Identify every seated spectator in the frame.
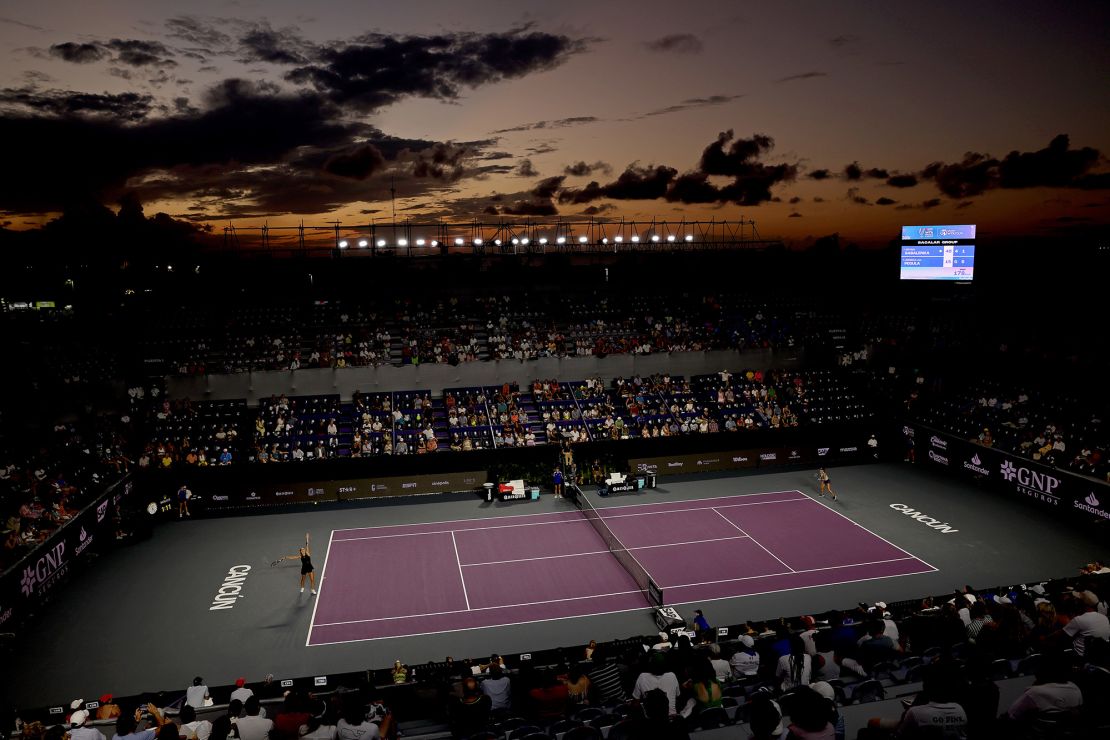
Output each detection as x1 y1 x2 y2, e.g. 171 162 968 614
185 676 210 708
776 635 812 692
1006 649 1082 724
449 677 491 738
480 666 512 711
236 697 273 740
529 671 570 721
587 643 628 703
865 662 968 739
784 685 835 739
336 697 378 740
632 652 680 715
1060 590 1110 656
177 706 211 740
730 635 760 678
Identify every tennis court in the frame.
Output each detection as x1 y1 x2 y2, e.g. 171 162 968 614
307 490 936 645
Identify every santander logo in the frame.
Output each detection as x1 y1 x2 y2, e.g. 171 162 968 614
1086 492 1100 507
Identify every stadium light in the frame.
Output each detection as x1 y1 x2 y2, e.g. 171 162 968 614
666 234 676 242
615 235 623 243
398 238 408 247
338 240 349 248
512 237 519 245
521 237 529 245
631 235 640 243
685 234 694 242
494 239 502 246
602 237 608 244
376 239 386 248
557 236 566 244
454 237 464 246
430 240 439 247
474 238 483 246
651 235 660 242
358 239 368 248
416 238 426 246
578 235 588 244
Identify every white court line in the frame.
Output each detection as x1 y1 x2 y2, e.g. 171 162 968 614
331 497 809 542
304 529 334 648
450 531 471 611
313 587 644 627
712 508 795 573
659 556 919 590
307 565 938 647
793 490 941 571
330 488 804 535
460 534 750 568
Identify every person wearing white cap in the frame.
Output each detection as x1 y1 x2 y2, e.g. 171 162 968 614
730 635 760 678
1059 590 1110 656
69 711 106 740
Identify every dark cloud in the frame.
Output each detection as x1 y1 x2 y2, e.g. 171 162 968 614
843 162 862 180
921 198 942 209
829 34 859 49
49 42 106 64
846 187 870 205
104 39 177 68
323 145 386 180
516 158 539 177
921 153 997 198
239 23 315 64
287 29 586 111
404 141 476 180
530 175 565 199
809 169 831 180
777 71 827 83
556 130 796 207
525 143 558 156
886 173 918 188
644 33 703 54
640 94 743 118
165 16 234 51
580 204 615 215
563 160 611 177
492 115 598 134
955 200 975 209
875 197 898 206
788 196 802 204
813 197 825 203
499 199 559 216
788 212 802 218
1 16 47 32
0 87 154 120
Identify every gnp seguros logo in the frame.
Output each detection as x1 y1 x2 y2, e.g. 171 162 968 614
20 541 67 597
999 460 1060 504
1075 491 1110 520
963 453 990 476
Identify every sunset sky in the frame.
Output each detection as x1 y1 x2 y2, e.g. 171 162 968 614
1 0 1107 246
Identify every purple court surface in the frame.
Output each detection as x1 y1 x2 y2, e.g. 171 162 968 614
307 490 936 645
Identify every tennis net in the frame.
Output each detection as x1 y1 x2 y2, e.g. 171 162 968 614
574 489 664 607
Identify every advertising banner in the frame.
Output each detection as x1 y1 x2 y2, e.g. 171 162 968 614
905 425 1109 527
201 470 489 509
0 475 131 631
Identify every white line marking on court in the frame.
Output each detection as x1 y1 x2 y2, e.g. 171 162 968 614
711 508 796 573
793 490 941 571
659 556 920 589
460 534 750 568
332 497 809 542
329 489 804 536
450 531 471 611
306 564 938 647
305 529 334 648
313 587 644 627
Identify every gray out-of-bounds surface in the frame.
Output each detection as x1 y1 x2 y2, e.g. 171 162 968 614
9 462 1109 706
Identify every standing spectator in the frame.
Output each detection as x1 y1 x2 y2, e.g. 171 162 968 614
692 609 711 635
185 677 210 709
552 467 564 498
177 485 191 519
480 666 512 711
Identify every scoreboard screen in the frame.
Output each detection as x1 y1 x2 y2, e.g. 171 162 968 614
899 224 975 281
